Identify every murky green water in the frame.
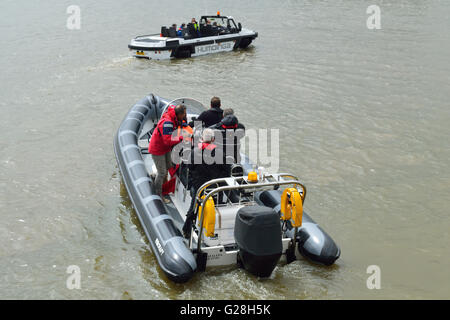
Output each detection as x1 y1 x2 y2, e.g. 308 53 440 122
1 0 449 299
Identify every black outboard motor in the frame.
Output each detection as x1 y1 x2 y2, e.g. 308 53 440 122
234 205 282 277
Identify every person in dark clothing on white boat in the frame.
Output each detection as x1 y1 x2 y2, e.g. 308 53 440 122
182 128 226 238
177 23 186 37
194 96 224 128
190 18 201 38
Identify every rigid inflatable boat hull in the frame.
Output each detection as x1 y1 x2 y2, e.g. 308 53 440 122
114 94 340 283
114 94 197 283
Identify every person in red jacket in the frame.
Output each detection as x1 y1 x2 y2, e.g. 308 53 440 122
148 104 187 196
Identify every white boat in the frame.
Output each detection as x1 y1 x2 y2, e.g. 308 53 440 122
128 13 258 60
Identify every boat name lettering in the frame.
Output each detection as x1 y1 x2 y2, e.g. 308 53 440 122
155 238 164 255
196 42 232 53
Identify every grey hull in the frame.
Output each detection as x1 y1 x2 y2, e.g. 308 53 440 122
113 94 197 283
114 94 340 283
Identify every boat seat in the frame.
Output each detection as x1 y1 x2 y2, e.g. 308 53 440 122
168 27 177 38
211 26 220 36
161 26 169 37
202 24 213 37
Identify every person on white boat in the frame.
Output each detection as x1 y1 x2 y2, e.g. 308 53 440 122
190 18 200 37
177 23 186 37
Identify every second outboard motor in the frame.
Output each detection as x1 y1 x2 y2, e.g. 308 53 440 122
234 205 282 277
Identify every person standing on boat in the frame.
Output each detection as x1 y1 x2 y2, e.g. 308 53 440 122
191 18 200 37
148 104 187 197
182 128 225 238
194 96 224 128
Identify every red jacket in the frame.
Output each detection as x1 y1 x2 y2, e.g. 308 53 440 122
148 105 183 155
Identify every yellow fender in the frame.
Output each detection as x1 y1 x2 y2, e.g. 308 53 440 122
198 196 216 237
280 188 303 228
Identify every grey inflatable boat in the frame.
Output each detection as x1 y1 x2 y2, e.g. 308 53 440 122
114 94 340 283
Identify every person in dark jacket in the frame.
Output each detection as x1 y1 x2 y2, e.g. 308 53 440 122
209 108 245 131
148 104 187 197
191 18 201 37
182 128 226 238
209 108 245 166
194 96 224 128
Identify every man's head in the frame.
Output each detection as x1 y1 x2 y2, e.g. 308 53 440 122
223 108 234 117
172 24 177 29
202 128 215 143
174 104 187 121
210 96 221 109
191 18 196 23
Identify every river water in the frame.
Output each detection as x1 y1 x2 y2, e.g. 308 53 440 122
1 0 449 299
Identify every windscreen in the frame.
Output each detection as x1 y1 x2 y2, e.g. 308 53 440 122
164 97 206 118
201 17 228 27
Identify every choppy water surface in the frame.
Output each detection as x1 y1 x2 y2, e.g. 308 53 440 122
1 0 449 299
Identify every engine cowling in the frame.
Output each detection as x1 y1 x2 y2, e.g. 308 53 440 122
234 205 282 277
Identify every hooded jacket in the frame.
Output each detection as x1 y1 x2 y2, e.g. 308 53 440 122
209 115 245 164
209 114 245 131
148 105 183 156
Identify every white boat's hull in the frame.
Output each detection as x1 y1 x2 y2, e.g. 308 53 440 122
129 29 257 60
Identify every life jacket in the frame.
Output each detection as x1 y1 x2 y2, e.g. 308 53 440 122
198 142 216 151
175 122 193 142
162 164 180 195
221 123 238 129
